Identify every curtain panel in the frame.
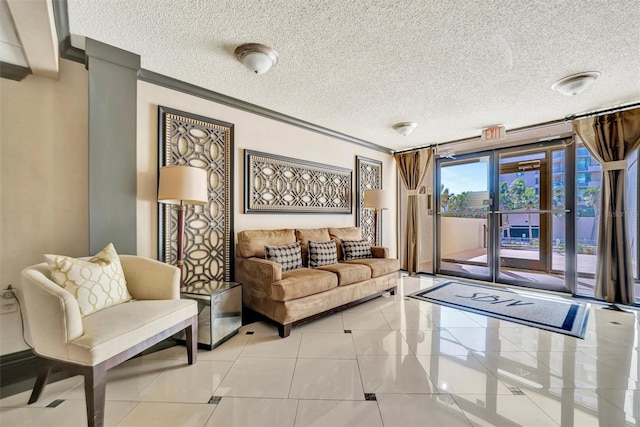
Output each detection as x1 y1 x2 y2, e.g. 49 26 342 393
395 149 432 275
573 108 640 305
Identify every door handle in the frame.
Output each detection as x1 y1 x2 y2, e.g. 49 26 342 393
492 210 571 214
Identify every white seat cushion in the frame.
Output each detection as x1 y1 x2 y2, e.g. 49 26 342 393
65 299 197 365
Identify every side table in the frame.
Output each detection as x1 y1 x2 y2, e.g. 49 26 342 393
180 281 242 350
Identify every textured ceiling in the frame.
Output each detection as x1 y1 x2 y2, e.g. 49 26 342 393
67 0 640 152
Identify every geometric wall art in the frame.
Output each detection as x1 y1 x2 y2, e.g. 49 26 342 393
356 156 383 246
158 106 234 284
244 150 352 214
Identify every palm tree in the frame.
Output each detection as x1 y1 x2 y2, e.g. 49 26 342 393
581 186 601 241
453 191 470 213
505 178 539 244
499 181 512 241
521 187 539 244
552 187 565 208
440 185 451 212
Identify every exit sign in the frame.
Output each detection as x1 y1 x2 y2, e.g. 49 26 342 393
481 125 506 141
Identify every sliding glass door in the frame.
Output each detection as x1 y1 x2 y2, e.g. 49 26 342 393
435 141 573 293
496 147 570 293
418 136 639 301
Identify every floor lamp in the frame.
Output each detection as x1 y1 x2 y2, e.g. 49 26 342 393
363 189 389 246
158 165 208 287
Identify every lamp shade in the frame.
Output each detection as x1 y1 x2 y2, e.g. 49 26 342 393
158 166 208 205
363 189 389 210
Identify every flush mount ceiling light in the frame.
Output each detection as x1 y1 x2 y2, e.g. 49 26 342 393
234 43 279 75
392 122 418 136
551 71 601 96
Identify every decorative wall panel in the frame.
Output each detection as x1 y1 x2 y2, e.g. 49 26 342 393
158 106 233 284
356 156 382 246
245 150 352 214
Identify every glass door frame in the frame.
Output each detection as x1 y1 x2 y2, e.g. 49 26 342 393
497 156 549 272
491 140 577 294
435 150 496 283
434 137 577 295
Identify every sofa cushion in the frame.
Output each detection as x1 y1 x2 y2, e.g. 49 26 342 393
271 268 338 302
265 242 303 272
308 240 338 268
346 258 400 278
329 227 362 260
341 239 373 261
67 299 197 365
329 227 362 240
237 229 296 258
45 243 131 317
296 228 331 265
316 263 371 286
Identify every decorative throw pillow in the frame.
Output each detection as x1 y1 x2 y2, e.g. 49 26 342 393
265 241 303 272
308 240 338 268
45 243 131 317
341 239 373 261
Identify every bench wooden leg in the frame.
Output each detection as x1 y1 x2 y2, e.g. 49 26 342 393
389 286 397 295
84 363 107 427
28 362 50 404
278 323 291 338
185 316 198 365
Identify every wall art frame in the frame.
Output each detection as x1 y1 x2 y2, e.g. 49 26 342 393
244 150 352 214
158 106 234 284
356 156 383 246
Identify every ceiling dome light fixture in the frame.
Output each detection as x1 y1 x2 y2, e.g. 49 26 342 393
551 71 601 96
393 122 418 136
234 43 279 75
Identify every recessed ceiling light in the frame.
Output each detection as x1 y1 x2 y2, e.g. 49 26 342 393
234 43 279 75
551 72 601 96
392 122 418 136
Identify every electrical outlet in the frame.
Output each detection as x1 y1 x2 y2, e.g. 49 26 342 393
1 289 17 314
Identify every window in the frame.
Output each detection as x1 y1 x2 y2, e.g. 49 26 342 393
577 156 590 170
577 172 590 185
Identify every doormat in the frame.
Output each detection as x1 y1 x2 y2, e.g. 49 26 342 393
409 281 589 338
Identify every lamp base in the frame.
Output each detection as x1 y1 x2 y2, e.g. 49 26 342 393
373 208 382 247
177 205 186 288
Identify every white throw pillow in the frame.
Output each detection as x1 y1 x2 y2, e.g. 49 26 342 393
45 243 131 317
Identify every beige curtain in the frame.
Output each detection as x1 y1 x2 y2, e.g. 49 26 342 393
395 149 432 275
573 108 640 305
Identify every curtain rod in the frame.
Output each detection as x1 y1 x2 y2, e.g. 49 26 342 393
392 101 640 155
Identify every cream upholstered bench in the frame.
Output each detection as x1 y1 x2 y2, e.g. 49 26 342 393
19 254 198 427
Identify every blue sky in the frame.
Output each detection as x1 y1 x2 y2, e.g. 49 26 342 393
440 160 489 195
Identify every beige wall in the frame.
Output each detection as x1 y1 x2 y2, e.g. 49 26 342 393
137 81 397 261
0 70 395 356
0 59 88 355
440 217 487 257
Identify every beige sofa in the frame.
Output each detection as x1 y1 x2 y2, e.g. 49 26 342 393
236 227 399 337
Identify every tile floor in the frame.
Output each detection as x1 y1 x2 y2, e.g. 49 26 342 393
1 275 639 426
